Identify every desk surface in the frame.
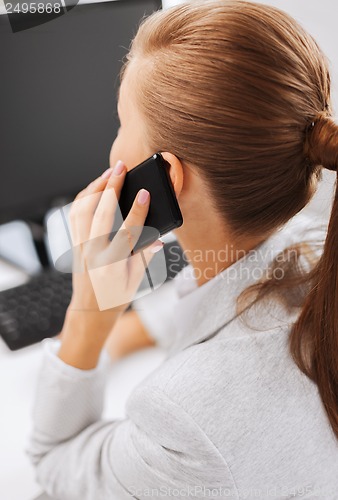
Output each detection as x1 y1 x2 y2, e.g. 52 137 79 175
0 259 165 500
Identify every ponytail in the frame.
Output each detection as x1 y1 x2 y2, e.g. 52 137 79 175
128 0 338 439
289 113 338 438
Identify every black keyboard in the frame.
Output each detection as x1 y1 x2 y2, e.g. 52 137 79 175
0 270 72 350
0 241 187 351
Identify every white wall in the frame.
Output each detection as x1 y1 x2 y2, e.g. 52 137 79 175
163 0 186 6
163 0 337 224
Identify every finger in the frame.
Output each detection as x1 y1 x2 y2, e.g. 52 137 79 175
117 188 151 253
75 173 110 201
87 239 163 311
90 160 126 240
69 170 111 244
69 191 103 246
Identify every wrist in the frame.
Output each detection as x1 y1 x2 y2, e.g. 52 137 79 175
57 306 121 369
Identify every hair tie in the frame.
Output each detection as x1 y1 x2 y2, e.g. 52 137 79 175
308 104 330 131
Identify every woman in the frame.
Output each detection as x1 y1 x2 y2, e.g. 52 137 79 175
27 1 338 498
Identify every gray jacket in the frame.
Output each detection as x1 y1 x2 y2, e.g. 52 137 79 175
27 215 338 499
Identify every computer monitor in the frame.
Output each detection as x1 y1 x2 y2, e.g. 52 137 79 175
0 0 162 224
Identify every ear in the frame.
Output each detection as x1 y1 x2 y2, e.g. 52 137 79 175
160 152 184 198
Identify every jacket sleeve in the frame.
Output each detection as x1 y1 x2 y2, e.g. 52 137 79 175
26 338 236 500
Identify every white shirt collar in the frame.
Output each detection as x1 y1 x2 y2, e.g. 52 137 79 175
168 214 322 355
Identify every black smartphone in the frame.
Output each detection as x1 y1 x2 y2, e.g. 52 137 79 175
114 153 183 252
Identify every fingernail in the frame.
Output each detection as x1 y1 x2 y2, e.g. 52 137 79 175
137 189 150 205
150 242 163 254
113 160 125 176
101 167 113 179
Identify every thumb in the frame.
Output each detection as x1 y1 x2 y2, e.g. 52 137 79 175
137 239 164 270
128 239 164 292
144 239 164 257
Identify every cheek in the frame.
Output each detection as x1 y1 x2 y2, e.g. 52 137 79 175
109 134 124 169
109 127 153 171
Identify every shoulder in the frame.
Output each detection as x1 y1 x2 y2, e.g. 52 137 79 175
126 322 310 428
124 307 330 478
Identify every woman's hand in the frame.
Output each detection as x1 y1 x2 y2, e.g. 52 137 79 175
57 160 163 369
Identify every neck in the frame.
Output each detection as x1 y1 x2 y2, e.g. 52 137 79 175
174 223 266 287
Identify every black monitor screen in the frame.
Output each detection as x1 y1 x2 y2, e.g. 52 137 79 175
0 0 162 223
